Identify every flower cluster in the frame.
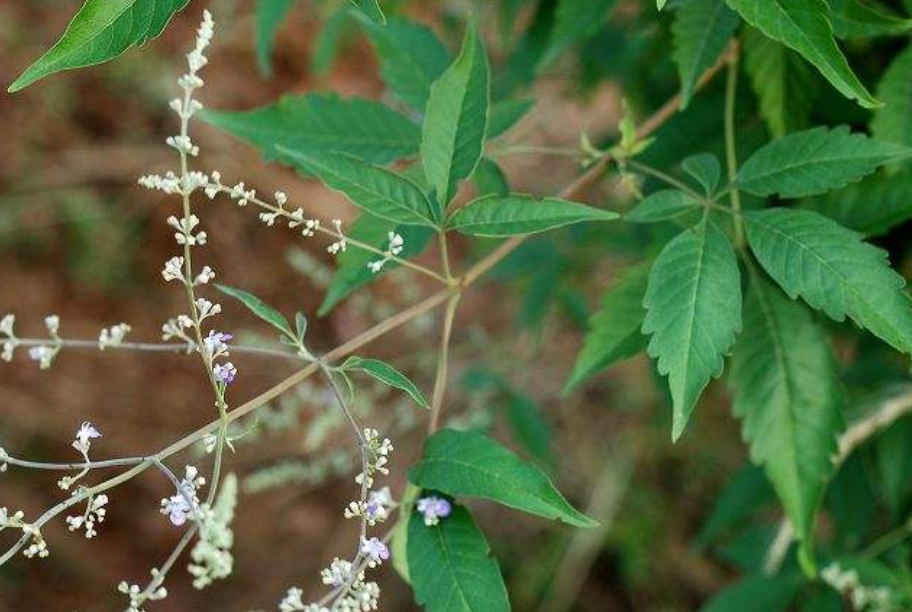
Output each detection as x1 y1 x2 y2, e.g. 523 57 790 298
65 494 108 539
161 466 206 527
1 314 17 362
367 232 405 274
822 563 899 612
416 495 452 526
188 473 238 589
119 573 168 612
356 429 394 489
98 323 131 350
0 447 8 473
0 508 48 559
58 422 102 491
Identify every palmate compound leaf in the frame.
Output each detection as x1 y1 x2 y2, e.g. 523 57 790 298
724 0 878 108
736 126 912 198
744 207 912 356
200 93 421 166
8 0 190 92
278 147 439 227
642 221 742 441
409 429 598 528
671 0 740 108
421 16 490 209
731 275 844 550
448 194 618 237
407 504 509 612
564 263 650 393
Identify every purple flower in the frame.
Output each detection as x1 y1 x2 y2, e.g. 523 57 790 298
360 537 390 565
417 496 452 526
73 421 102 454
203 330 233 357
213 362 237 384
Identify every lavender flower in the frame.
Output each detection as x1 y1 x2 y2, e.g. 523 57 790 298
203 330 233 358
416 496 452 527
213 362 237 384
162 494 193 527
73 422 102 454
360 537 389 567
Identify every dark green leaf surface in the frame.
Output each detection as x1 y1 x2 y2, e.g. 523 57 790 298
671 0 740 107
643 222 742 440
201 94 420 166
737 126 911 198
349 0 385 24
731 276 844 544
724 0 878 108
421 18 490 207
343 356 428 407
826 0 912 39
255 0 295 76
409 429 598 528
802 173 912 236
745 207 912 355
407 504 509 612
449 195 617 237
871 45 912 152
626 190 702 223
9 0 190 92
700 574 801 611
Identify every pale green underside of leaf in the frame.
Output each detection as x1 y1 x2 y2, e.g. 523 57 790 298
736 126 911 198
421 19 490 208
343 356 428 407
745 207 912 355
642 222 742 441
358 15 451 111
255 0 295 77
278 148 438 227
826 0 912 39
201 93 420 166
871 45 912 153
448 194 618 237
802 172 912 237
743 27 819 137
349 0 385 24
625 190 702 223
409 429 598 528
671 0 740 108
731 276 843 541
318 215 432 315
216 284 293 339
724 0 878 108
407 505 510 612
9 0 189 92
564 263 650 393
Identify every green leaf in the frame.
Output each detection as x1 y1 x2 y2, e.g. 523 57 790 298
736 126 912 198
358 15 451 111
472 158 510 198
349 0 385 24
642 222 742 440
743 28 820 138
745 207 912 355
724 0 878 108
671 0 740 108
506 394 553 467
825 0 912 39
278 148 438 226
802 173 912 237
683 154 722 195
488 99 535 139
342 357 428 408
547 0 619 61
700 574 801 612
216 285 294 340
421 18 490 207
407 504 509 612
409 429 598 528
255 0 295 77
391 483 420 584
731 275 844 545
201 94 420 166
626 190 702 224
875 417 912 518
565 263 650 392
871 45 912 153
448 194 618 237
318 215 433 315
658 0 669 9
310 9 351 76
695 464 774 548
8 0 190 92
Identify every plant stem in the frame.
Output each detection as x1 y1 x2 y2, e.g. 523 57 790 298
724 45 745 248
627 160 705 201
428 294 461 434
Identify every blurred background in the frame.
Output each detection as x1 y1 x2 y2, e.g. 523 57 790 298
3 1 902 610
